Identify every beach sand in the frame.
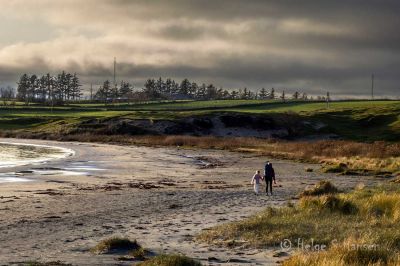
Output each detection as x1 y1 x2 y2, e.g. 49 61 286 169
0 138 384 265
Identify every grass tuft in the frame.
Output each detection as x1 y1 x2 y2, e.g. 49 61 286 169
283 243 394 266
90 237 140 254
23 261 71 266
299 180 339 197
299 195 358 215
130 247 149 260
137 254 202 266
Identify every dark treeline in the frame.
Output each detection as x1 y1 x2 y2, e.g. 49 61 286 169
8 73 321 105
16 71 81 105
94 77 313 102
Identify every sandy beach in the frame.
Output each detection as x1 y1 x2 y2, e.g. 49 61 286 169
0 138 385 265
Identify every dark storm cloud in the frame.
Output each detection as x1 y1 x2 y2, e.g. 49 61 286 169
0 0 399 97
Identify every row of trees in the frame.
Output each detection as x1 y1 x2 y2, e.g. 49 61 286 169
10 74 323 104
140 78 319 101
16 72 82 104
0 86 15 105
94 77 314 102
94 80 133 101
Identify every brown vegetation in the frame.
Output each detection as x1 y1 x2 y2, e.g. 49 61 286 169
2 131 399 174
299 180 339 197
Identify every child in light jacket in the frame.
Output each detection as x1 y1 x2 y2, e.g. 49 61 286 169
251 170 263 195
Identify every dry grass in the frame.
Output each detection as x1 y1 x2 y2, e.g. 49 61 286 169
23 262 71 266
299 195 358 215
299 181 339 197
137 254 202 266
90 237 140 254
198 184 400 265
283 241 398 266
3 131 399 174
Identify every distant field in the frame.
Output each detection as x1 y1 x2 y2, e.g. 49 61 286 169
0 100 399 141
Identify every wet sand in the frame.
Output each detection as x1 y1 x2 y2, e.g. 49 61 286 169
0 138 385 265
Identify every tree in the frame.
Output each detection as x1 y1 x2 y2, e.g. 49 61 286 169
119 81 133 98
70 74 82 100
230 90 239 99
95 80 112 102
38 75 47 102
292 91 300 100
240 88 250 99
171 80 179 94
65 73 73 100
155 77 165 95
143 79 159 99
280 90 286 102
206 84 218 99
27 74 38 103
196 83 207 99
326 91 331 108
216 87 224 99
45 73 55 105
164 78 172 94
221 89 231 99
17 74 30 102
179 78 191 96
190 82 198 98
259 88 268 99
0 86 15 105
269 88 275 99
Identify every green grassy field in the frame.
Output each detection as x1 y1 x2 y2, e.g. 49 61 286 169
1 99 399 141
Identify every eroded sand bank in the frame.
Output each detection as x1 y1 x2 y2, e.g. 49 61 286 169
0 138 385 265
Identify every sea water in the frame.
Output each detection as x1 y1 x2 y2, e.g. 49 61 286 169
0 142 74 182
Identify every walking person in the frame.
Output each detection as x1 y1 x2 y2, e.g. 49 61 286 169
251 170 263 195
264 161 276 195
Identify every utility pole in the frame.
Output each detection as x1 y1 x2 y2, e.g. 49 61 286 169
326 91 330 108
113 57 117 87
48 74 53 113
90 83 93 101
371 74 374 100
113 57 117 103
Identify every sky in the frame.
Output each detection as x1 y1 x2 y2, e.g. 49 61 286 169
0 0 399 98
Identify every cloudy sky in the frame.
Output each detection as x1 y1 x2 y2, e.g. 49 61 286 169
0 0 399 97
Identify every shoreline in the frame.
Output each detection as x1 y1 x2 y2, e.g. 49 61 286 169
0 138 386 265
0 140 75 171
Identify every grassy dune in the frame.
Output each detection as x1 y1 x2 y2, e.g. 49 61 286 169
198 182 400 265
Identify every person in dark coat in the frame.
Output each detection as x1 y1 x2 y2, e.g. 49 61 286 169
264 161 276 195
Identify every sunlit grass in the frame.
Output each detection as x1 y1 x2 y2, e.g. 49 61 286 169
137 254 202 266
198 183 400 265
